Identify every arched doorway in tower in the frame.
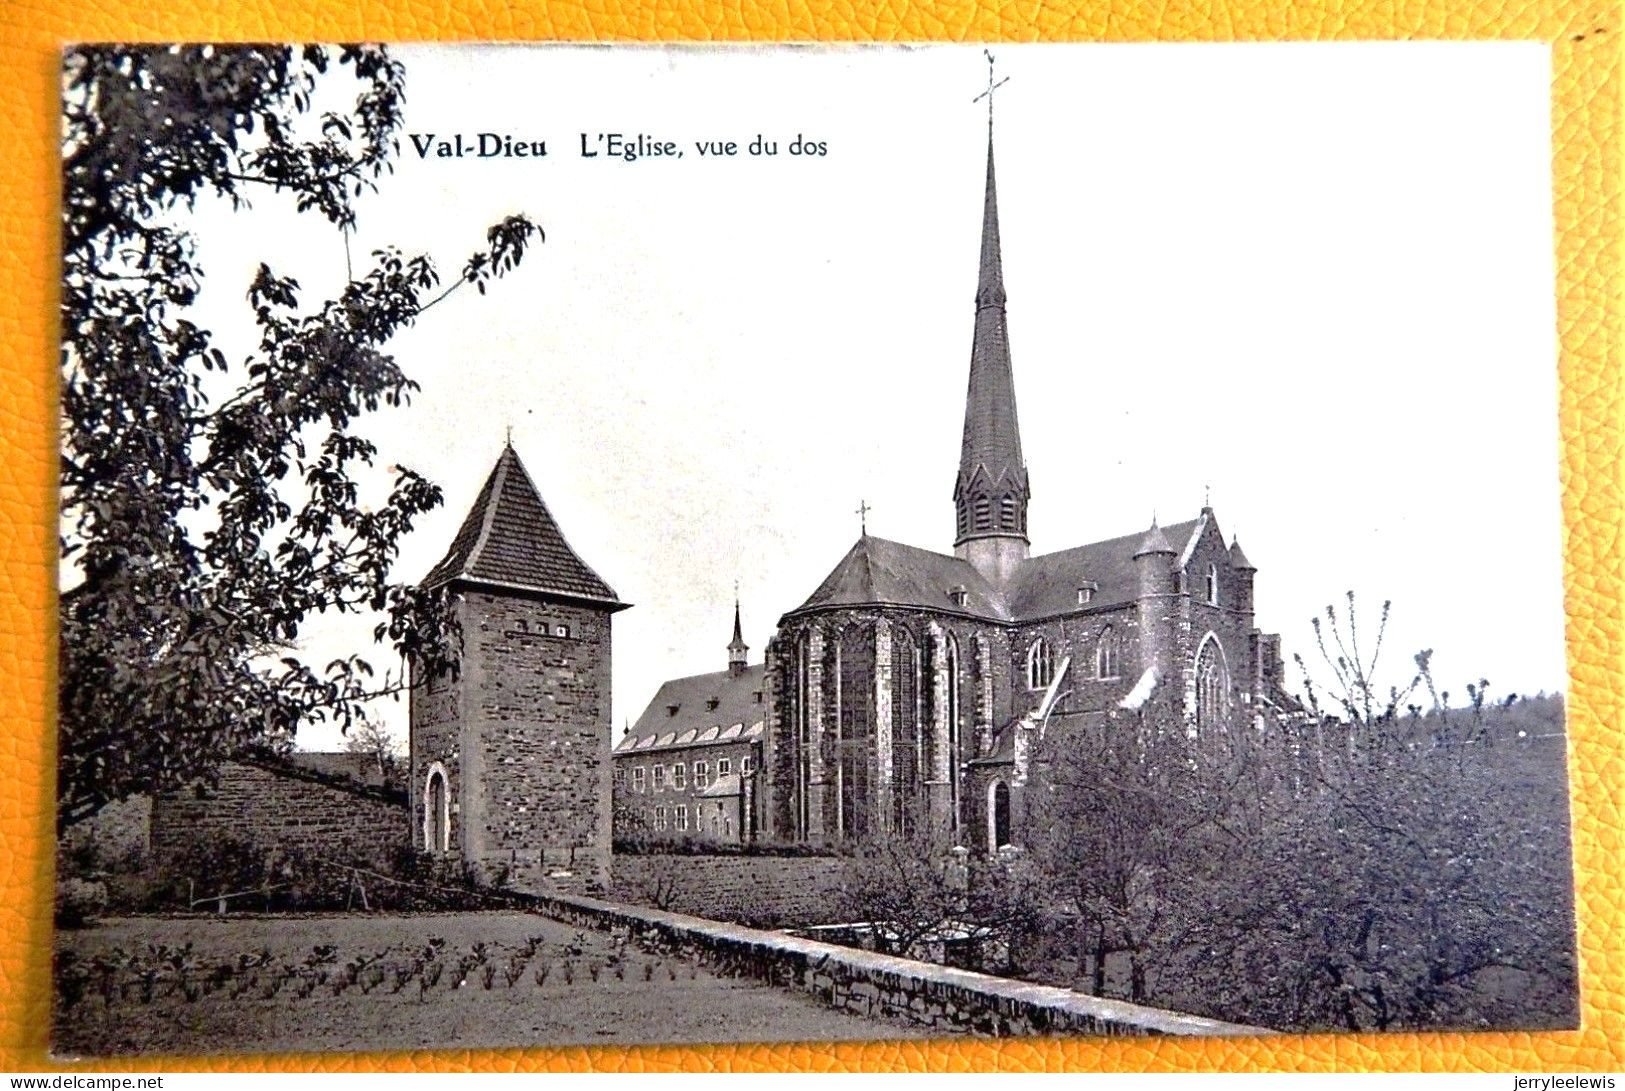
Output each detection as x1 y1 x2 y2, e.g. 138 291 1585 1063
424 763 449 854
989 780 1011 853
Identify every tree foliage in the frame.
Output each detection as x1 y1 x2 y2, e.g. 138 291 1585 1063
59 45 537 832
1023 597 1577 1032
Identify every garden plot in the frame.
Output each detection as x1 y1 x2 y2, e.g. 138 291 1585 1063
53 910 936 1055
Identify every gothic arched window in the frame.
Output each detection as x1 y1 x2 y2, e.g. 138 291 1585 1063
837 625 875 839
891 627 924 838
1195 635 1229 730
1095 626 1118 679
1025 637 1054 691
1206 563 1219 605
945 630 962 837
794 633 811 839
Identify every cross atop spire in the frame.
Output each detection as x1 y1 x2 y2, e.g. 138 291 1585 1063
855 499 871 536
972 49 1009 136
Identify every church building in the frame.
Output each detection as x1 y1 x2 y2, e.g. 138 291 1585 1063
761 131 1293 856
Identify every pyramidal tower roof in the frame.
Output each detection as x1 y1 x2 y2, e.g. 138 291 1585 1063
423 443 624 607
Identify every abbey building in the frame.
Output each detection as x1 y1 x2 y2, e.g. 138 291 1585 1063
758 134 1294 854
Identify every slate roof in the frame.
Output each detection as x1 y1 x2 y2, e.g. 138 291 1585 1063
619 663 769 752
791 536 1010 619
786 519 1202 625
1008 519 1200 621
422 444 623 607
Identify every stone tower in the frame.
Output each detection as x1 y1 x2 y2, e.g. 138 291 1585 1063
409 442 627 895
953 135 1031 585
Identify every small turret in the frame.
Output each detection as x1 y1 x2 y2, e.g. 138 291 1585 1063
1134 518 1179 678
728 597 749 677
1229 537 1256 616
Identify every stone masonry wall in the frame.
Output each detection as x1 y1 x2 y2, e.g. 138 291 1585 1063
463 591 613 895
151 760 406 866
610 852 844 926
527 888 1269 1038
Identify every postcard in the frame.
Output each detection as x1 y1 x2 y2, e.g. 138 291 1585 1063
53 42 1576 1055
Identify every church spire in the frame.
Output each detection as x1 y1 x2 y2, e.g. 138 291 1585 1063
953 66 1030 585
727 590 749 676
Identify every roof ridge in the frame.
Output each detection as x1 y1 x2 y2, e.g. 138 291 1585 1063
461 446 513 580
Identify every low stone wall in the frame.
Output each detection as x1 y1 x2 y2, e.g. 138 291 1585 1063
152 759 408 867
526 889 1268 1038
611 852 845 925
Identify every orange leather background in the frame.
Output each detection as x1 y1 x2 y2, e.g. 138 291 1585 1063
2 0 1619 1073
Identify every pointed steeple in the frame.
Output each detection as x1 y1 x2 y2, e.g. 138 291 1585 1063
1228 536 1256 572
976 138 1007 310
728 593 749 676
423 441 625 608
953 127 1030 583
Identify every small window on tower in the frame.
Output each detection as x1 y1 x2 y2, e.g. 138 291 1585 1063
1206 564 1218 606
554 623 571 639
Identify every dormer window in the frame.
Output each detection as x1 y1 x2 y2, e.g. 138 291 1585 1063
666 704 680 717
753 691 764 704
1077 581 1098 606
706 697 720 712
949 585 968 608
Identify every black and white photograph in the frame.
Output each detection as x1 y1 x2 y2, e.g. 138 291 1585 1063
55 42 1578 1055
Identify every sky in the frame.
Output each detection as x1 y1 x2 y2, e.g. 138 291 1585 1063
166 43 1564 750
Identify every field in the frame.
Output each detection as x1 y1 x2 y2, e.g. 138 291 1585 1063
53 910 942 1057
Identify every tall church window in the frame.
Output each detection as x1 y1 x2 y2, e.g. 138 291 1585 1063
945 630 962 838
1206 563 1218 605
1195 635 1229 730
794 633 811 839
891 627 924 838
1095 627 1118 679
1026 637 1054 690
837 625 875 839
